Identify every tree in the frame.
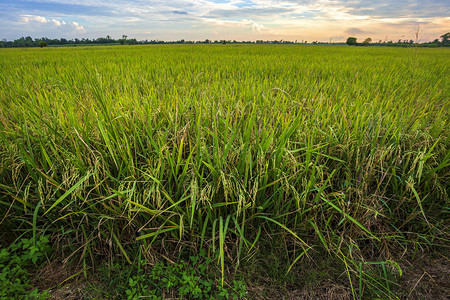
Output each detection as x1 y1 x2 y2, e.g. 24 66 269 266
38 41 48 48
441 32 450 46
362 37 372 45
346 37 357 46
119 35 129 45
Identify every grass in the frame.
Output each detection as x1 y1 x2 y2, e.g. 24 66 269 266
0 44 449 298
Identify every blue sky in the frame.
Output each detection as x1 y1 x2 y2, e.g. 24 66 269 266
0 0 448 41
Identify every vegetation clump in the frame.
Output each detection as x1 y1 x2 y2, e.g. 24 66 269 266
0 236 50 299
38 41 48 48
346 37 357 45
123 250 246 299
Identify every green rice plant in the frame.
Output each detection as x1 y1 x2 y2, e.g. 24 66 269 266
0 44 448 298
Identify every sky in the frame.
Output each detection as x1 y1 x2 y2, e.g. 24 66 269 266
0 0 449 42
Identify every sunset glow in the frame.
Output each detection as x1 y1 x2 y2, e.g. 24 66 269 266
0 0 449 42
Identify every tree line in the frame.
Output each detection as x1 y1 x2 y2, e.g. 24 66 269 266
1 32 449 48
0 36 325 48
346 32 449 47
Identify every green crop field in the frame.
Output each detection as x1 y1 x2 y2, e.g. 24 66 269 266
0 45 449 298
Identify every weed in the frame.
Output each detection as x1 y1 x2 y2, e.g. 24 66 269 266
94 250 246 298
0 236 50 299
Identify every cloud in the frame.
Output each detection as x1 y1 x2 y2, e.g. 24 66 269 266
20 15 48 24
20 14 86 34
241 19 265 31
206 6 295 19
344 27 371 35
341 0 450 18
205 18 267 32
0 0 114 16
172 10 188 15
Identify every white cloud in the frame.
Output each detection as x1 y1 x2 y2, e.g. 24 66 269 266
241 19 265 32
21 15 47 24
72 22 85 32
205 18 268 33
20 15 86 34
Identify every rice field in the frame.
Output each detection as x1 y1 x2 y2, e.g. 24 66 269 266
0 44 449 298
